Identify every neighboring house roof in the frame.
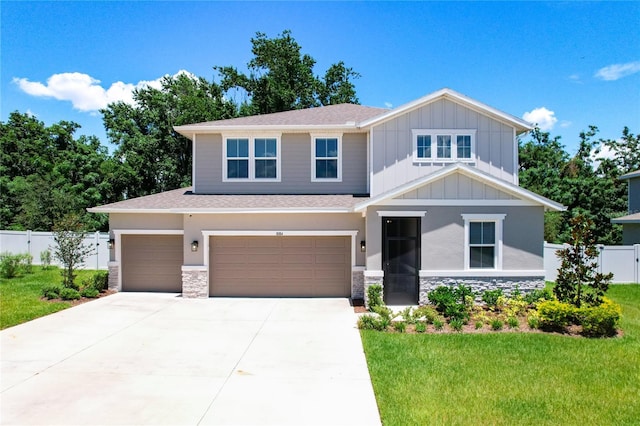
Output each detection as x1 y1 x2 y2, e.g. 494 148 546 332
620 170 640 180
354 163 566 212
88 188 367 214
174 88 533 138
612 212 640 224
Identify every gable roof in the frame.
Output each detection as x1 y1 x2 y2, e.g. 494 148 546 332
358 88 532 134
88 187 367 214
612 212 640 224
174 88 533 138
620 170 640 180
354 163 565 212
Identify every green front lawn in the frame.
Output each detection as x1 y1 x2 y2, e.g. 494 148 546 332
0 268 99 329
361 285 640 425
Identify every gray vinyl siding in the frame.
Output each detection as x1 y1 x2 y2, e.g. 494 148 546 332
365 205 544 271
370 98 517 197
193 133 367 194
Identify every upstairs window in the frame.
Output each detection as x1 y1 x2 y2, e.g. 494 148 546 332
226 138 249 179
223 136 280 181
412 129 476 163
312 136 341 181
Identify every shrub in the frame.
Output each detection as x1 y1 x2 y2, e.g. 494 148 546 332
449 318 464 332
40 249 52 270
524 288 554 305
433 317 445 331
527 311 540 329
19 253 33 274
507 316 519 329
537 300 577 331
577 298 621 337
400 307 415 324
393 321 407 333
59 288 81 300
490 318 504 331
482 289 503 308
474 320 484 330
413 305 438 324
367 284 383 310
428 284 473 321
80 287 100 298
497 295 529 317
415 322 427 333
83 271 108 292
42 284 62 300
0 252 22 278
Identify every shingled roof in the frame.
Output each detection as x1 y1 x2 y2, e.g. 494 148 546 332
88 187 368 213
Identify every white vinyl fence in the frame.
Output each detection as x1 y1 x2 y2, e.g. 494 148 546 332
0 230 109 270
544 242 640 284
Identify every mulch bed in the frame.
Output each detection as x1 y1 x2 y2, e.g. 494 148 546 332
42 289 116 306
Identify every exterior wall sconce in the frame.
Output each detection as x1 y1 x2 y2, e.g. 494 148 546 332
191 240 199 252
360 240 366 252
107 239 115 250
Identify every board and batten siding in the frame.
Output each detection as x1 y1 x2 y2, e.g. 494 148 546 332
370 98 517 197
193 133 367 194
397 173 518 200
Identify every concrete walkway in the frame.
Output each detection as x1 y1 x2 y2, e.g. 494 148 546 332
1 293 381 425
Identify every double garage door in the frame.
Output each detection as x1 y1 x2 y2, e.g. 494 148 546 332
121 234 351 297
210 236 351 297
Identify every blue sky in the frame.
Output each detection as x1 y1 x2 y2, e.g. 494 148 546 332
2 1 639 154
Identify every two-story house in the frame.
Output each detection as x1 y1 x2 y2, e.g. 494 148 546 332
612 170 640 244
89 88 565 305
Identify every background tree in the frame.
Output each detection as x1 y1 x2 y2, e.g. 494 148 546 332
0 112 115 231
215 30 360 115
101 72 236 199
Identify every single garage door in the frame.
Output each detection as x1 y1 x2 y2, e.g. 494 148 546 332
121 235 183 292
210 236 351 297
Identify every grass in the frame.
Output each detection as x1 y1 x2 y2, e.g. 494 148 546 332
0 268 99 329
361 284 640 425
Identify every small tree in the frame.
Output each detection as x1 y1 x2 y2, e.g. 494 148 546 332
52 214 94 289
554 215 613 307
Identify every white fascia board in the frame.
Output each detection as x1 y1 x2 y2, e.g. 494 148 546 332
619 170 640 180
358 88 533 133
88 208 354 214
174 124 358 139
378 199 540 207
612 218 640 224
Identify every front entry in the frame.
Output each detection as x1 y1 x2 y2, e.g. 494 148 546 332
382 217 420 305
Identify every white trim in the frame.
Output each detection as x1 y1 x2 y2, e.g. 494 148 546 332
90 208 355 214
376 210 427 217
201 230 359 268
311 133 343 182
461 214 505 270
378 199 537 206
192 133 197 192
352 266 366 272
419 270 545 278
513 127 519 185
181 265 207 271
364 270 384 277
112 229 184 292
411 129 476 163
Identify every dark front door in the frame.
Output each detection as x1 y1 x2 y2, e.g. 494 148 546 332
382 217 420 305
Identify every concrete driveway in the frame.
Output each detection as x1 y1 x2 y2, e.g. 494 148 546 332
0 293 380 425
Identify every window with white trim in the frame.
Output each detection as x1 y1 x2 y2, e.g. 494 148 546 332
412 129 476 162
312 136 341 181
461 214 505 270
223 136 280 181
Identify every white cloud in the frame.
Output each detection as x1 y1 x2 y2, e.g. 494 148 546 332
559 120 572 128
384 102 393 109
568 74 582 84
590 142 618 169
594 61 640 81
13 70 195 112
522 107 558 131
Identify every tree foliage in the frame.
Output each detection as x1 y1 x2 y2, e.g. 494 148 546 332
101 72 236 199
0 112 115 231
215 30 360 115
554 215 613 307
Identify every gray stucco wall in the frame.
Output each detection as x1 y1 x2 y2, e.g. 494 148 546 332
369 98 517 197
365 205 544 272
193 132 367 194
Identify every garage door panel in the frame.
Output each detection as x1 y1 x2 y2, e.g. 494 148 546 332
121 235 182 292
210 236 350 297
